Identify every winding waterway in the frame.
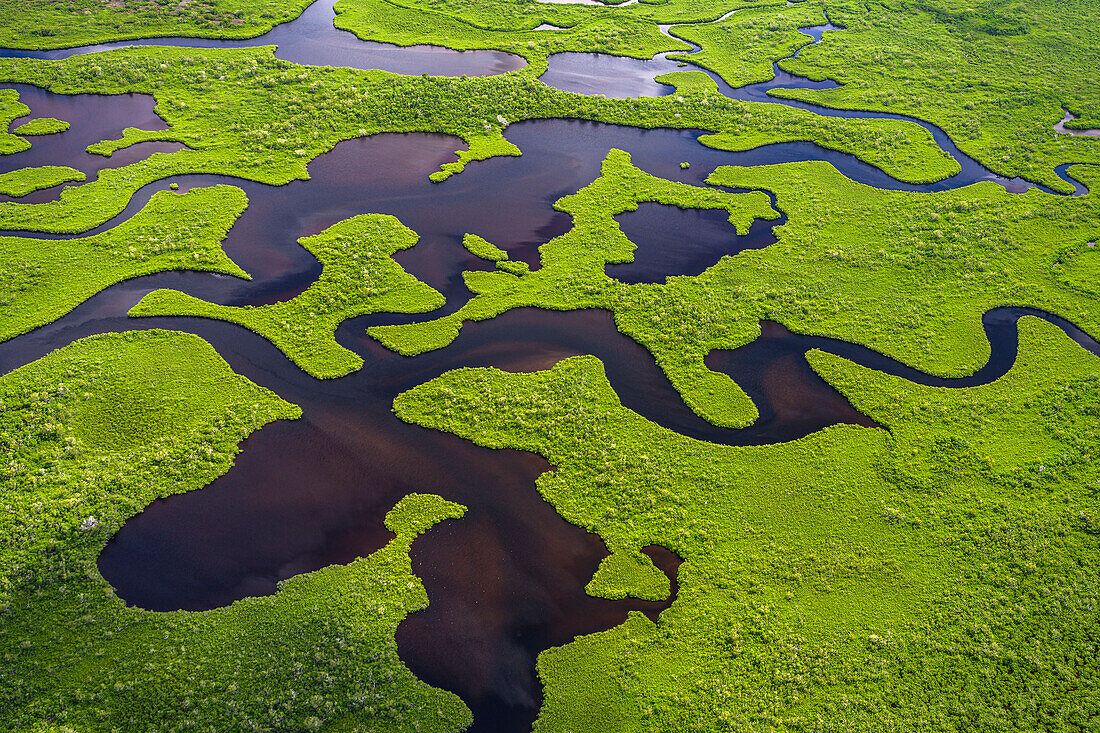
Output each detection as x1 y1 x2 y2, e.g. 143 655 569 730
1 3 1099 731
0 0 524 75
540 19 1087 195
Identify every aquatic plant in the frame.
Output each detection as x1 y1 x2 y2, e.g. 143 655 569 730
0 164 84 197
0 88 30 154
462 233 509 262
0 44 958 234
665 2 829 88
369 149 777 425
372 152 1100 426
1 0 1099 730
777 0 1100 193
0 184 248 343
12 117 69 135
0 0 314 49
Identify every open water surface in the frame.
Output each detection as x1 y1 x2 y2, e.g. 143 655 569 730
610 201 779 284
1 4 1098 731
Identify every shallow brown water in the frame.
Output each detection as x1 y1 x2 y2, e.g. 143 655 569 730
0 84 183 204
1055 110 1100 138
90 308 706 732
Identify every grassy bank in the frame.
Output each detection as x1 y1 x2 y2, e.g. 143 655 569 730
0 329 471 733
0 184 249 343
368 149 776 426
131 213 445 378
778 0 1100 193
0 0 313 50
0 164 84 197
396 318 1100 731
0 88 30 154
369 153 1100 427
0 45 956 234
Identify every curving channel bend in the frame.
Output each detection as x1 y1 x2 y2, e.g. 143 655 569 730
540 17 1091 196
0 0 1090 201
0 0 524 75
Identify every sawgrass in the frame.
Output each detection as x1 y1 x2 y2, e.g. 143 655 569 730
0 0 313 50
0 45 957 234
0 88 31 154
0 184 248 343
369 149 776 426
778 0 1100 193
371 153 1100 426
0 164 84 197
12 117 69 135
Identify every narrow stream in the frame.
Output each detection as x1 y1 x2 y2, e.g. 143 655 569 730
0 0 524 75
540 19 1087 195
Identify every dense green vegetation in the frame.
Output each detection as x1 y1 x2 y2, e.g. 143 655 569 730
0 329 470 732
131 213 445 378
331 0 803 66
779 0 1100 193
334 0 687 66
585 548 670 602
0 184 248 343
370 149 776 426
665 2 827 88
0 44 956 234
329 0 1100 189
372 152 1100 426
12 117 69 135
0 87 31 154
462 233 509 262
396 318 1100 731
2 0 1100 730
0 0 313 49
0 164 85 196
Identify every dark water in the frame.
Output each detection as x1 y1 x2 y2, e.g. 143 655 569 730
29 307 701 732
0 0 525 76
3 84 1099 733
609 201 780 284
705 311 1100 444
6 296 1097 732
0 84 182 204
707 309 1100 391
540 21 842 102
5 100 1039 306
0 9 1097 733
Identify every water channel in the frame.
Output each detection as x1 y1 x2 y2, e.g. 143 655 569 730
0 2 1097 730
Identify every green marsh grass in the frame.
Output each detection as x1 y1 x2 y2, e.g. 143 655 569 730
0 329 470 733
